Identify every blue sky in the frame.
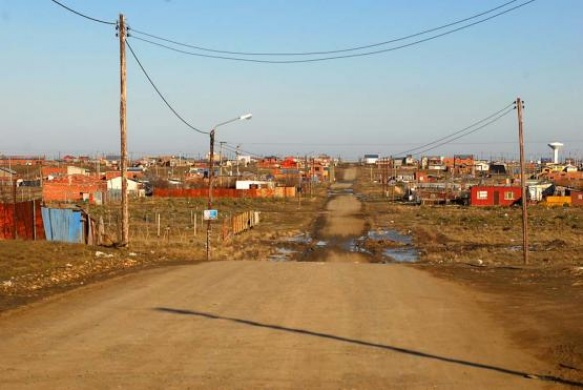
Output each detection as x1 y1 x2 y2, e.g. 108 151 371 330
1 0 581 161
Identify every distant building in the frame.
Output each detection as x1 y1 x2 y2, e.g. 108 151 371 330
0 155 45 166
235 180 274 190
364 154 379 165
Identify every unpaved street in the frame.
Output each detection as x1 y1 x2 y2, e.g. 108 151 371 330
0 176 577 389
0 261 561 389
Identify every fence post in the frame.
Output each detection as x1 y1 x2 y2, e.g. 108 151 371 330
194 212 197 236
157 213 161 238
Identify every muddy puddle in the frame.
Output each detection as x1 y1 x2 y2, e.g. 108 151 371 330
271 229 419 263
269 248 298 262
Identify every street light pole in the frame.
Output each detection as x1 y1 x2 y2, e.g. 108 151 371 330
206 113 252 261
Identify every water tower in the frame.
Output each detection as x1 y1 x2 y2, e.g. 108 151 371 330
548 142 563 164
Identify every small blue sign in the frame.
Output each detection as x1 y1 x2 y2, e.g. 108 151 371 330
203 209 218 221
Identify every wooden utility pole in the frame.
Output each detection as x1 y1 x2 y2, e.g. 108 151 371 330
310 157 314 198
235 145 240 177
206 130 216 261
219 141 226 187
119 14 129 247
516 97 529 265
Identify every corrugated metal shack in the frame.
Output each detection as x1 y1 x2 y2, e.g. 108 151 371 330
41 206 96 244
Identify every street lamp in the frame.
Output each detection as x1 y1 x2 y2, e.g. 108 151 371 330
206 113 252 261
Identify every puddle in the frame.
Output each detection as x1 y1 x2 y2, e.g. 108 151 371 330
283 233 312 244
367 228 419 263
279 228 419 263
383 247 419 263
342 238 371 254
368 229 412 244
269 248 297 262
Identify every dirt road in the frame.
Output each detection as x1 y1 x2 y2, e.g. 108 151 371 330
0 174 578 389
2 261 568 389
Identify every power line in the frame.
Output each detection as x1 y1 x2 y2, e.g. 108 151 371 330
125 40 208 135
127 1 537 64
396 103 515 156
407 108 515 156
49 0 116 25
221 143 263 159
130 0 524 57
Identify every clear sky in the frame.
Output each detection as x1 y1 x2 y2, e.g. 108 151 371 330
1 0 581 161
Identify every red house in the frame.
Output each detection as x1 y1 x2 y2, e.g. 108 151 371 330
470 185 522 207
571 190 583 206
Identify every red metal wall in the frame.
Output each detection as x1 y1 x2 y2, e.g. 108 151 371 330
0 201 45 240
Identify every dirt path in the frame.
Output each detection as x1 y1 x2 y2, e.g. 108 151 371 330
0 261 567 389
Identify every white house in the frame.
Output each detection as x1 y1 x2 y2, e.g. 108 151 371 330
237 155 252 166
107 177 142 194
235 180 274 190
66 166 89 176
474 161 490 172
364 154 379 165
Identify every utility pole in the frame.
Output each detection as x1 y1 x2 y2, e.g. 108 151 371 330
516 97 529 265
219 141 226 187
206 130 215 261
310 157 314 198
118 14 129 247
236 144 240 177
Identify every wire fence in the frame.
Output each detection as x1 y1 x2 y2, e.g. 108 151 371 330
86 199 260 246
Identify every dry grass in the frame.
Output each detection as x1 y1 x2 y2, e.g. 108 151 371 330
362 192 583 266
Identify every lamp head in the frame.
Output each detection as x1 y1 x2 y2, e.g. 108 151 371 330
239 113 253 121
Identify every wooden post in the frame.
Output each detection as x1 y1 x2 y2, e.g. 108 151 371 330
157 213 161 238
516 97 529 265
119 13 129 247
194 212 197 236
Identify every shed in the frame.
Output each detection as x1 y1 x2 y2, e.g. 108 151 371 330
470 185 522 207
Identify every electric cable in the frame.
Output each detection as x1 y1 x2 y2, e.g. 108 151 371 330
221 143 264 159
130 0 524 57
49 0 116 25
127 0 536 63
125 40 208 135
396 103 515 156
408 108 515 156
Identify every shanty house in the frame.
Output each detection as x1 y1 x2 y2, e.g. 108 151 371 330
470 185 522 207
